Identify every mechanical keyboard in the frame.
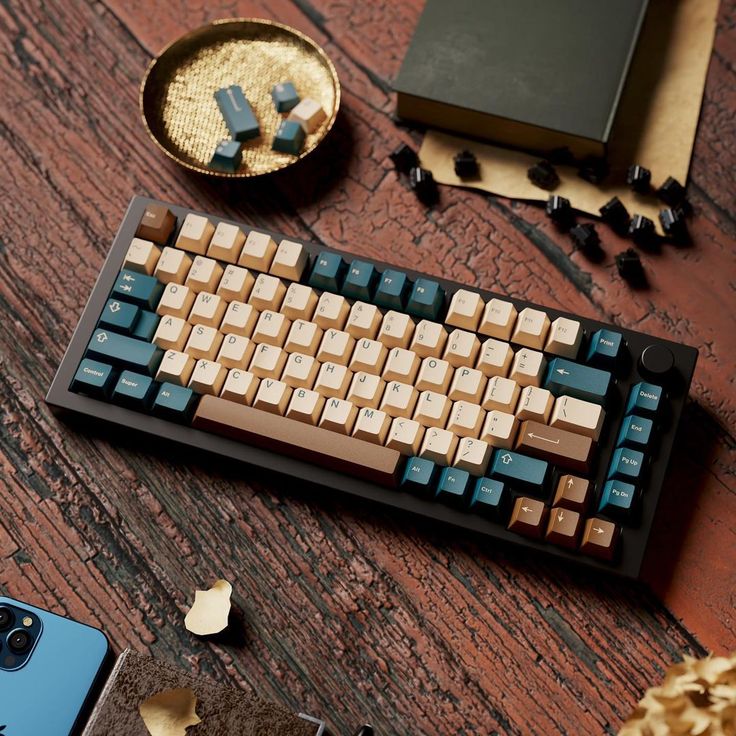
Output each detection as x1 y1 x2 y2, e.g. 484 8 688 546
47 197 698 577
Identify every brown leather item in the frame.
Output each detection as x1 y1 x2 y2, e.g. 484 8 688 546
192 395 402 487
135 204 176 244
514 420 594 473
81 649 317 736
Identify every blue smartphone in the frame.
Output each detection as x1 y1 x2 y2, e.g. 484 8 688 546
0 596 110 736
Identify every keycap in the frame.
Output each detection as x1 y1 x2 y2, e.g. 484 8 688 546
544 358 611 405
481 376 520 413
406 278 444 320
545 507 582 549
288 98 326 133
309 251 346 292
253 310 291 347
515 420 594 473
444 329 481 368
221 302 258 337
436 467 470 505
156 350 195 386
209 139 243 172
221 369 259 405
342 260 378 301
218 265 255 303
656 176 687 206
282 283 318 321
581 518 620 560
389 143 418 174
86 329 162 375
190 292 226 328
131 311 159 341
153 315 191 351
189 359 228 396
321 398 359 435
468 478 506 517
448 367 486 404
271 240 309 282
453 150 478 178
509 348 545 387
512 307 550 349
112 370 156 408
99 299 139 334
617 415 653 449
112 269 163 310
586 329 624 368
549 395 605 441
380 381 418 418
628 215 656 249
176 214 216 255
598 480 638 516
286 387 324 423
607 447 645 482
516 386 554 423
545 195 573 229
348 372 384 408
272 120 305 155
374 269 409 310
158 283 195 319
625 381 663 416
214 85 260 141
217 334 255 370
123 238 160 274
409 167 438 205
476 338 513 378
489 450 548 494
598 196 630 234
480 410 518 449
446 401 483 438
152 382 197 421
207 222 246 263
446 289 484 331
615 248 647 287
352 406 391 444
71 359 116 397
136 203 176 244
349 338 387 373
553 475 590 512
314 293 350 330
508 497 547 538
479 299 517 341
401 456 437 494
544 317 582 359
527 160 558 190
413 390 451 428
626 164 651 193
249 274 286 312
185 325 223 361
253 378 292 415
271 81 300 112
378 311 414 349
383 348 420 384
419 427 459 465
155 247 192 284
386 417 424 456
453 437 492 475
346 302 382 339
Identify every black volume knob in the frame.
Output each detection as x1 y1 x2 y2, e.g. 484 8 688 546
639 344 675 381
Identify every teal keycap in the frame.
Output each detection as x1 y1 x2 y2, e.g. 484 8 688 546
608 447 645 482
272 120 305 155
626 382 663 416
436 467 470 505
71 359 116 397
598 480 637 515
214 85 260 141
342 260 378 301
308 251 347 292
468 478 506 517
374 269 409 309
99 299 139 334
406 278 444 320
112 269 163 310
153 382 197 421
544 358 612 405
586 329 623 368
131 310 160 341
617 415 653 449
112 370 156 408
401 456 437 494
209 139 242 172
271 81 300 113
489 450 548 493
86 329 162 375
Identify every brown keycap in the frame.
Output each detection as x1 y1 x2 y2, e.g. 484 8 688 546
545 506 582 549
515 420 594 473
554 474 590 511
581 518 620 561
192 395 402 487
136 204 176 244
507 496 547 538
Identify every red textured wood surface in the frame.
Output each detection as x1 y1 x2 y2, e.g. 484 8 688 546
0 1 733 734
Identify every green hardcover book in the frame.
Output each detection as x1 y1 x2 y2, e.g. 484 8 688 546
395 0 649 157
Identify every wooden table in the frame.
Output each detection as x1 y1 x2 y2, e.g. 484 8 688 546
1 1 734 734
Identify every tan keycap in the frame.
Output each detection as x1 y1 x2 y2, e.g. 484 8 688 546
314 362 352 399
317 329 355 365
545 317 583 358
448 367 486 404
156 349 195 386
386 418 424 456
446 401 484 438
320 398 359 435
480 411 518 449
176 214 215 255
346 302 382 339
253 378 292 415
443 329 481 368
284 319 323 355
314 292 350 329
124 238 160 274
377 311 414 349
419 428 459 465
453 437 492 475
382 348 420 383
154 247 192 284
482 375 520 412
286 387 325 424
189 359 227 395
476 338 514 377
249 273 287 312
252 310 291 347
157 283 195 318
270 239 309 281
380 381 418 418
186 256 223 293
249 343 287 378
347 372 385 408
216 334 255 369
220 369 259 405
207 222 246 263
349 338 387 373
352 407 391 444
410 320 448 358
479 299 517 341
153 315 191 351
281 283 318 320
509 348 546 387
515 420 594 473
189 292 226 328
220 301 258 337
238 231 278 271
413 391 451 428
217 265 254 302
185 324 223 360
281 352 318 389
415 357 453 393
512 307 551 349
446 289 484 331
516 386 554 423
550 395 605 441
554 475 591 512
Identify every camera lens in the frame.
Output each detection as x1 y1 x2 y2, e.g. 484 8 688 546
0 607 14 631
8 629 31 654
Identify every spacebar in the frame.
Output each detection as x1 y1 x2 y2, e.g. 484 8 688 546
192 395 403 487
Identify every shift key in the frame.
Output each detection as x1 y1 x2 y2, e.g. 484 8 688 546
515 420 594 473
86 329 163 375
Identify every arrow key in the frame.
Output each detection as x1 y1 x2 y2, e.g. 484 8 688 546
508 496 547 539
581 518 620 561
545 506 582 549
553 475 591 512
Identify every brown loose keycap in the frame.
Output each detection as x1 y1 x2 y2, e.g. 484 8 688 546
545 506 582 549
515 420 594 473
507 496 547 538
581 517 620 561
136 204 176 244
192 395 402 487
554 474 591 511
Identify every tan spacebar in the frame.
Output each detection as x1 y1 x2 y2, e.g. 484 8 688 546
192 395 403 487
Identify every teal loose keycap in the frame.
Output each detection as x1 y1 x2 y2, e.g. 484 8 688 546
112 269 163 310
111 370 156 408
401 456 437 494
406 278 444 320
271 81 300 113
468 477 506 517
626 381 663 416
608 447 645 482
489 450 549 494
71 359 116 397
617 415 653 449
308 251 347 292
272 120 305 155
586 329 624 368
86 329 162 375
374 269 409 310
598 480 638 515
342 260 378 301
131 310 160 341
214 85 260 141
99 299 139 334
153 382 197 421
436 467 470 505
544 358 612 405
209 139 243 172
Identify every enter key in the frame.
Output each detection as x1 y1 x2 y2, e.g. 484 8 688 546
515 420 594 473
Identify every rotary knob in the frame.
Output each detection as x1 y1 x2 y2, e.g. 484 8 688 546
638 344 675 382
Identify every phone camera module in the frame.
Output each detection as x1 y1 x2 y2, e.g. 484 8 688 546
0 607 14 632
8 629 32 654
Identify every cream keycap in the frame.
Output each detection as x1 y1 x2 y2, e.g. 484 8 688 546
216 334 255 369
281 283 318 320
253 378 292 415
314 292 350 330
419 428 459 465
516 386 554 423
249 273 287 312
446 401 484 438
446 289 484 331
189 292 226 328
320 398 359 435
444 329 481 368
207 222 246 263
281 352 319 389
349 338 387 374
480 410 518 449
410 320 448 358
347 372 385 408
252 310 291 347
479 299 517 341
249 344 287 378
482 376 520 412
154 247 192 284
238 230 277 271
448 367 486 404
317 329 355 365
346 302 382 339
382 348 420 383
189 359 227 395
157 283 195 318
550 395 605 441
153 315 191 351
476 338 514 377
352 407 391 444
380 381 418 418
415 357 453 393
156 350 195 386
286 387 325 424
270 239 309 281
386 418 424 456
124 238 160 274
184 324 223 360
453 437 492 475
314 362 352 399
186 256 223 293
220 301 258 337
512 307 551 349
509 349 546 387
217 265 254 302
413 391 451 428
284 319 323 355
176 214 215 255
220 369 259 405
377 311 414 349
545 317 583 358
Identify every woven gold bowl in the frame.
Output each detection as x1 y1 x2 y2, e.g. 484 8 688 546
140 18 340 178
